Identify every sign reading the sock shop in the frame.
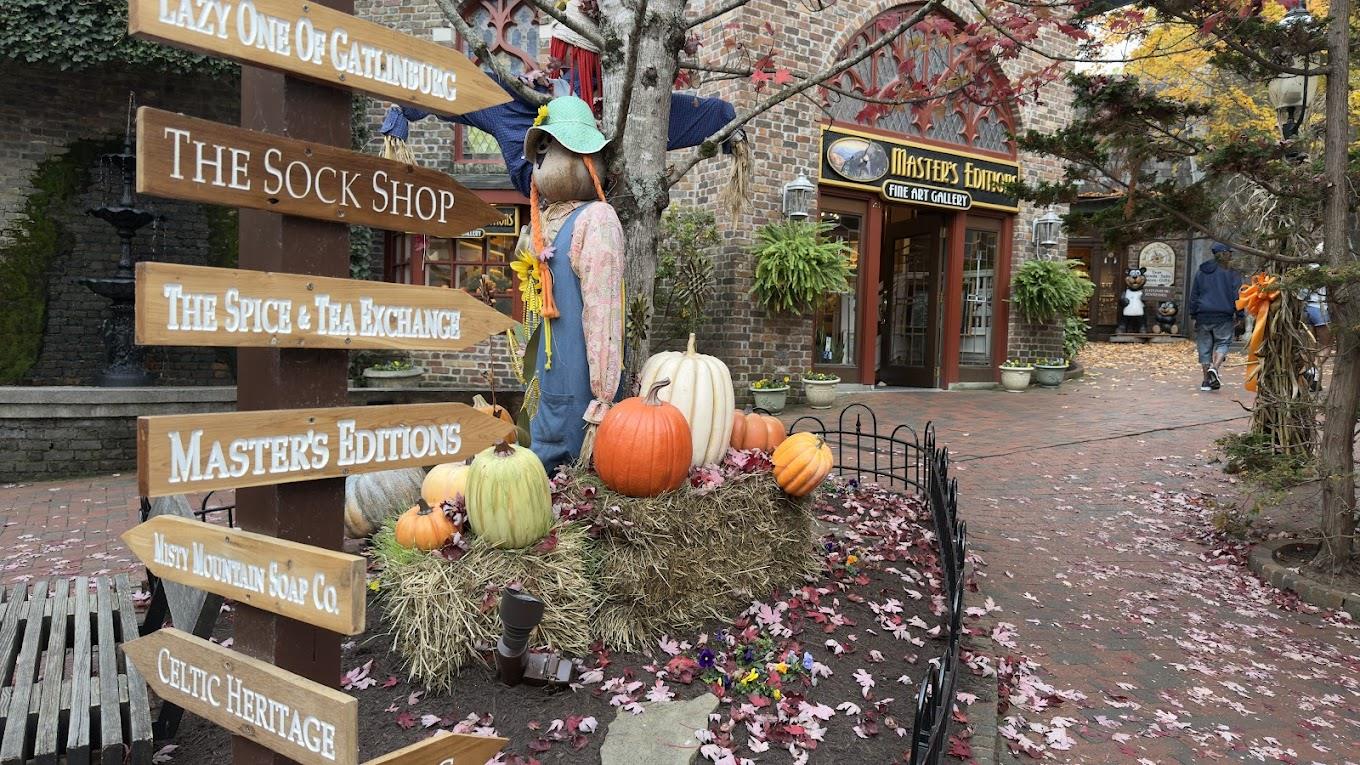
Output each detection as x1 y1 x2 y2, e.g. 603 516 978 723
128 0 509 115
136 107 502 238
137 403 515 496
819 126 1020 213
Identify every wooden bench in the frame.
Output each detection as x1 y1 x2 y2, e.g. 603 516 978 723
0 575 153 765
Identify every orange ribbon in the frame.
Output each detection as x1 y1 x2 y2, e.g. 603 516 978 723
1234 273 1279 392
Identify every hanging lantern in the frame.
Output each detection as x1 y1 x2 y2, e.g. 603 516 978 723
781 171 816 219
1032 209 1062 256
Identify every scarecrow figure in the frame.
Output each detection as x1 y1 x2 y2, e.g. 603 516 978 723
514 96 624 472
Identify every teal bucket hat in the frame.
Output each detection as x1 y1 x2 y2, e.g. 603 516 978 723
523 95 609 159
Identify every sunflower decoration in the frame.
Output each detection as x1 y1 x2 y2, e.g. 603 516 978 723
533 104 550 127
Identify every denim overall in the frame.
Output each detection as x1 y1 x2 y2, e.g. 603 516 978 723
530 203 617 473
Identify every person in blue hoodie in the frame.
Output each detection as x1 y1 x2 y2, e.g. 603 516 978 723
1189 242 1246 391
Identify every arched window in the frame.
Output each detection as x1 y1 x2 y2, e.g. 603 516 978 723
456 0 544 163
821 5 1016 156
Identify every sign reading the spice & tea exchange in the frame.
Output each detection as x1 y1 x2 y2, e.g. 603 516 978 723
137 402 515 496
122 628 359 765
819 126 1020 213
136 262 515 351
128 0 509 116
136 107 501 238
122 515 367 634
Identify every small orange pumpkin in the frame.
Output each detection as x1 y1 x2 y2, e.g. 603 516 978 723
594 378 693 497
772 432 833 497
473 394 517 442
422 462 470 507
394 498 457 550
730 410 787 452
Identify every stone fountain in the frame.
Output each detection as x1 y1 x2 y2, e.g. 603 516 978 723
78 113 159 387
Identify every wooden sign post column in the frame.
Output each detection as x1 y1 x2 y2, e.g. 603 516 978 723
234 5 350 763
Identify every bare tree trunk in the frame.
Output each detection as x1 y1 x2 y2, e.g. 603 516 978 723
1310 0 1358 573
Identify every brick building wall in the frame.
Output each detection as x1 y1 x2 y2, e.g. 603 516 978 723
1 61 239 386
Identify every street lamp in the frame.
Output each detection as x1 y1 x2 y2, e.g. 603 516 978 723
1266 3 1320 140
782 171 816 219
1033 208 1062 257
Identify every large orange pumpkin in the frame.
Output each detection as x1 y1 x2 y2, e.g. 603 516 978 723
394 499 457 550
772 432 834 497
594 379 692 497
730 410 787 452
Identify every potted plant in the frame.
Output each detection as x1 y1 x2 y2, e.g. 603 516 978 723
750 375 791 413
1010 259 1095 324
1033 358 1067 388
750 220 855 313
363 358 425 388
801 370 841 409
998 358 1034 392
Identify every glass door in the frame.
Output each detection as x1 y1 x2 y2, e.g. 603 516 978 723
814 197 866 378
959 226 999 367
879 214 944 387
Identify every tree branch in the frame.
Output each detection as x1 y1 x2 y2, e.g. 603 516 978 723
610 0 648 141
522 0 607 50
668 0 942 186
686 0 750 29
434 0 550 105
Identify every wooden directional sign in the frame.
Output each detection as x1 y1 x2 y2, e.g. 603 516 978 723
136 107 502 238
122 515 366 634
138 402 514 497
122 628 358 765
362 731 507 765
136 262 516 351
128 0 510 116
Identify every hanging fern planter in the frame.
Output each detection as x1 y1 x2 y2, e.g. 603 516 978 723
750 220 854 314
1009 258 1094 324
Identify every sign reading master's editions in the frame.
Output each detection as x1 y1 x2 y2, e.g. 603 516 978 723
820 126 1019 212
138 403 515 496
136 107 501 238
128 0 509 116
122 628 358 765
136 262 516 351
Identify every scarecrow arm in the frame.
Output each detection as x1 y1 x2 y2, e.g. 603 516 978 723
571 203 626 411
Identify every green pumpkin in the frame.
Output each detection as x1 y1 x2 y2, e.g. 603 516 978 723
465 442 554 549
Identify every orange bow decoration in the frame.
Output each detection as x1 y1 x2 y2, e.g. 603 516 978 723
1234 273 1279 392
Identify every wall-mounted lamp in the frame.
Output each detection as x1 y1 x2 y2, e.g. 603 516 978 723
782 171 816 219
1033 209 1062 257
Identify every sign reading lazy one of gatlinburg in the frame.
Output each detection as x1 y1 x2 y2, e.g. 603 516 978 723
122 628 359 765
136 262 516 351
122 515 366 634
136 107 501 238
138 403 514 496
128 0 510 116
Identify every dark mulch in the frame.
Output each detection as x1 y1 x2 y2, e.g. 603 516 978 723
158 479 949 764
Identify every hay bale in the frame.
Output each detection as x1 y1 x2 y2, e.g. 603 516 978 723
373 522 597 692
576 471 818 651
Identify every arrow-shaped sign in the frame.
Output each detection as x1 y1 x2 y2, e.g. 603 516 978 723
362 731 507 765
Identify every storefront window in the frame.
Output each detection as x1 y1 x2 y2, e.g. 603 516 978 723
815 210 861 367
959 228 999 366
386 233 518 317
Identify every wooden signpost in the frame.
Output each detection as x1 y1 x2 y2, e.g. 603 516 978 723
123 629 359 765
138 402 515 496
123 515 366 634
359 731 509 765
136 262 516 351
137 107 502 238
127 0 510 116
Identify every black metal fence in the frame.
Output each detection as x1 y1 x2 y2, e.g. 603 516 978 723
788 404 965 765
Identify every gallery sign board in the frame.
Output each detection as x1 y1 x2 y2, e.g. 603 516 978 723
138 402 515 496
128 0 510 116
361 731 508 765
122 628 359 765
136 107 501 238
136 262 516 351
819 126 1021 213
122 515 367 634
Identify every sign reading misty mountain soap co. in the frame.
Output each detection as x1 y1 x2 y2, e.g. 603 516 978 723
819 126 1020 213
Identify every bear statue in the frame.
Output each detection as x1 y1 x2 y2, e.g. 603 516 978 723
1153 300 1179 335
1118 267 1148 334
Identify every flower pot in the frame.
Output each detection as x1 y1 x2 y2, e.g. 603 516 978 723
998 366 1033 392
750 386 789 414
801 377 841 409
1033 364 1066 388
363 366 426 389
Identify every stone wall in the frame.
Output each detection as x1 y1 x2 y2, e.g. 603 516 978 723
0 61 240 386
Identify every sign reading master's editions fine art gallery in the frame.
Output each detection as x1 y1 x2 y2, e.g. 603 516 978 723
128 0 510 116
819 126 1020 213
136 107 502 238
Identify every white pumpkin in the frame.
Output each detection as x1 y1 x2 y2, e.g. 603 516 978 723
344 468 425 538
637 333 735 466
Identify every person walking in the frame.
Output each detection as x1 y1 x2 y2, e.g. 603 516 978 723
1189 242 1245 391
